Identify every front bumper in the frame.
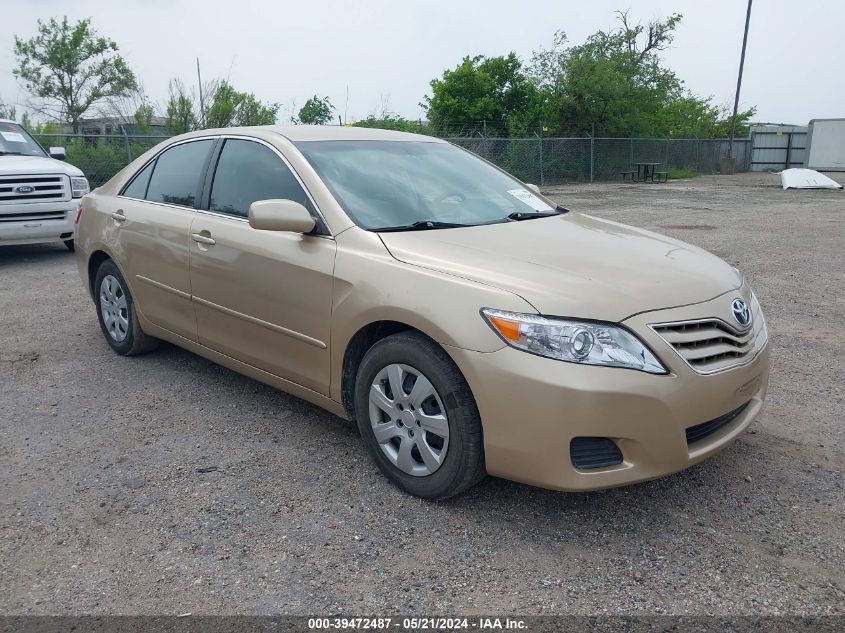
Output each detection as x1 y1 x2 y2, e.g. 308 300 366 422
446 295 771 492
0 200 77 246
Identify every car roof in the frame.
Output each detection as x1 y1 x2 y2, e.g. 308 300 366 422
177 124 447 144
0 118 19 125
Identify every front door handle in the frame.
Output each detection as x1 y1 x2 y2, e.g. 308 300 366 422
110 210 126 223
191 232 216 245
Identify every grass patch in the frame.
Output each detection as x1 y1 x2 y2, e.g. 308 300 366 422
667 167 697 180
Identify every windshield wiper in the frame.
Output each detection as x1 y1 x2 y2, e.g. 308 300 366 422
506 210 561 221
506 205 571 221
0 151 25 156
375 220 472 232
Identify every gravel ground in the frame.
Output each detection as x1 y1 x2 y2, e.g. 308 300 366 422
1 172 843 616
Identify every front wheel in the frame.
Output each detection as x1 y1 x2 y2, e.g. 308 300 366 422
354 331 485 500
93 259 159 356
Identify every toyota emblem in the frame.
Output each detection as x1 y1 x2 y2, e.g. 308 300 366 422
731 298 752 328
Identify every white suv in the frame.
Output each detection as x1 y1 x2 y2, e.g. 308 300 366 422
1 119 90 251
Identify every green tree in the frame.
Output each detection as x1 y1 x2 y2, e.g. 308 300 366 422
297 95 335 125
133 103 155 134
204 81 278 127
27 120 62 135
164 79 196 134
422 53 539 135
529 12 685 136
164 78 277 132
0 100 16 120
352 115 421 133
657 96 755 138
13 17 137 132
233 91 279 126
525 11 752 138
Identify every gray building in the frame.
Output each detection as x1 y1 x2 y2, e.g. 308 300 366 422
61 116 169 136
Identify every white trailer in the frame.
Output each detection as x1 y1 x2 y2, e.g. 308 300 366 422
806 119 845 171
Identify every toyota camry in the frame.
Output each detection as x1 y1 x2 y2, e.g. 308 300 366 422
75 126 770 499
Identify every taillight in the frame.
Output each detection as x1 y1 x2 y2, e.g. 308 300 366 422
75 205 84 224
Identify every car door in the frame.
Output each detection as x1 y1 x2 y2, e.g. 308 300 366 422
115 138 215 340
188 137 336 395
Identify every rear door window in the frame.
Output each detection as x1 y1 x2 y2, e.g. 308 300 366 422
144 140 213 208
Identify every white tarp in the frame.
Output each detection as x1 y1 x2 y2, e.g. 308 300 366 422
780 168 843 190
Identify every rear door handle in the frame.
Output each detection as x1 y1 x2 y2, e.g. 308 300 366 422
110 210 126 222
191 233 216 245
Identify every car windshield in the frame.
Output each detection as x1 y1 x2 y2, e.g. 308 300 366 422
296 140 558 230
0 122 47 157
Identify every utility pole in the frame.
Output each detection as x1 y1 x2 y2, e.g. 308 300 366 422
723 0 753 174
344 85 349 127
197 58 204 128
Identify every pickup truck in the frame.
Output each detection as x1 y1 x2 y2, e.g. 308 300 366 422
1 119 90 251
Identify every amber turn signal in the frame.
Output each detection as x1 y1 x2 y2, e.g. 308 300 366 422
489 316 521 342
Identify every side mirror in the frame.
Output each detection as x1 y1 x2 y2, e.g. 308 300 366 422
49 147 66 160
525 183 541 194
248 199 316 234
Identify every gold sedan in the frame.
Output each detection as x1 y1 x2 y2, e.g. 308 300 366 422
75 126 770 499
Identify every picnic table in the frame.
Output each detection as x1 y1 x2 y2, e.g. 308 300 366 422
621 162 668 183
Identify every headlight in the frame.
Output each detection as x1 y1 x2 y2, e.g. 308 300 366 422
481 308 667 374
70 176 90 198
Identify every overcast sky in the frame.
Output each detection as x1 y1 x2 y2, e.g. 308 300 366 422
0 0 841 127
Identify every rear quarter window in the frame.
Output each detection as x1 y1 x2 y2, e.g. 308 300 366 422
122 161 154 199
144 140 213 207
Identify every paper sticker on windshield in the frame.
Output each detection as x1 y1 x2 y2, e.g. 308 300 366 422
507 189 553 211
1 131 27 143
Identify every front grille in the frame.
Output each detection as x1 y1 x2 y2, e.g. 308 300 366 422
686 402 749 445
0 175 69 204
651 308 766 374
570 437 623 470
0 209 67 223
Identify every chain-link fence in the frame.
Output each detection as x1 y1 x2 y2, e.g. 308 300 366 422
29 132 750 188
448 137 752 185
30 134 167 187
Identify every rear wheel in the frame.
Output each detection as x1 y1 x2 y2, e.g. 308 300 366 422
354 331 485 500
93 260 159 356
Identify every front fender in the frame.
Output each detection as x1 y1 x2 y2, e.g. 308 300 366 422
329 228 535 402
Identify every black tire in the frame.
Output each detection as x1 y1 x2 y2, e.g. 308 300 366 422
354 331 486 500
93 259 159 356
63 239 75 252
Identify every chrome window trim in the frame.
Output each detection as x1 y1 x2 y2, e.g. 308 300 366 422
195 208 248 223
116 133 332 235
117 136 220 203
115 196 199 213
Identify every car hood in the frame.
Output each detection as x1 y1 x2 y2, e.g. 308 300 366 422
0 154 84 177
378 212 742 322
